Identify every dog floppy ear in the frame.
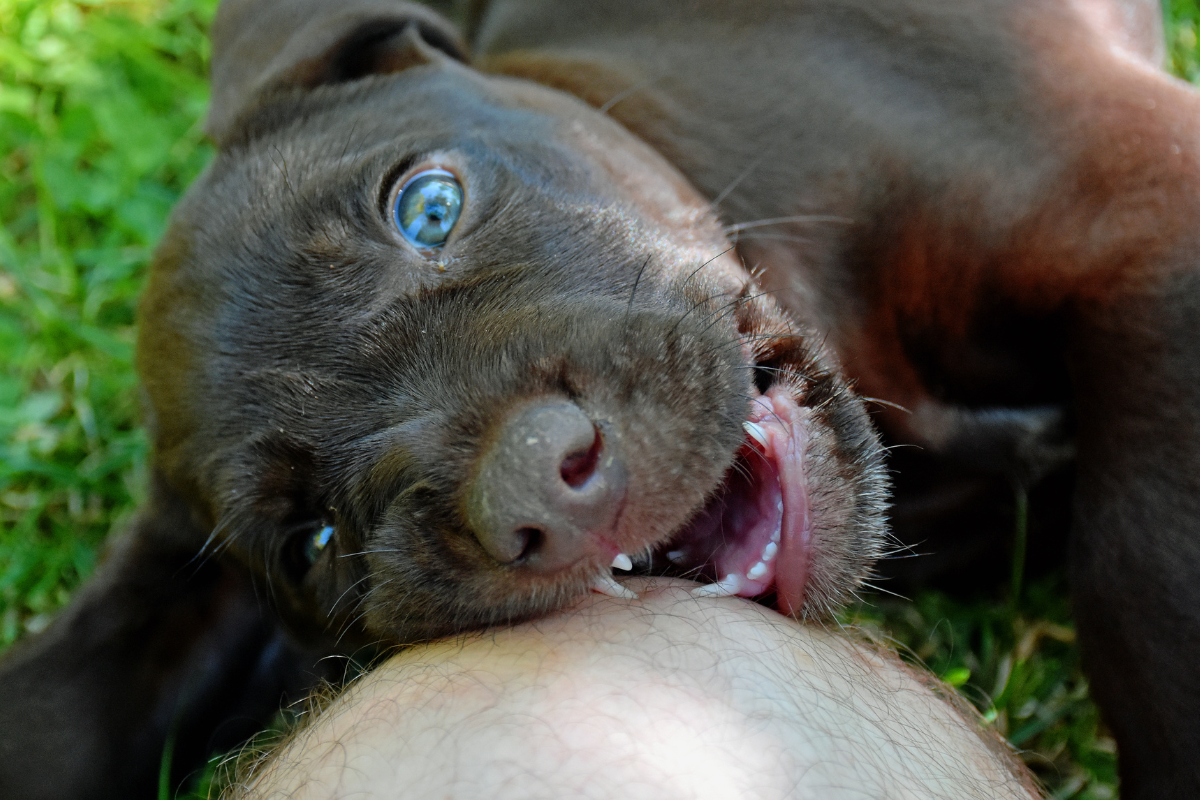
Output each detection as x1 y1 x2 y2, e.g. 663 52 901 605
206 0 468 144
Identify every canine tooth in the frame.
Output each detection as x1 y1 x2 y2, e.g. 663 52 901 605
592 573 639 599
667 550 686 564
747 561 768 580
612 553 633 571
771 525 781 544
691 573 743 598
743 420 768 447
762 542 778 562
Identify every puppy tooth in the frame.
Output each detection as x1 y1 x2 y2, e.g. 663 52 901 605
747 561 768 580
592 573 639 599
743 420 768 447
761 542 778 562
667 550 686 564
691 574 743 598
612 553 633 571
771 525 781 544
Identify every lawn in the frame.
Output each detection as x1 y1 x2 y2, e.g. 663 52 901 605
2 1 1199 797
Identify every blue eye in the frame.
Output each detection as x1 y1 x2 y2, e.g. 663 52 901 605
303 524 335 566
393 169 463 249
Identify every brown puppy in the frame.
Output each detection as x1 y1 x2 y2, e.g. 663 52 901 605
0 0 1196 798
470 4 1200 796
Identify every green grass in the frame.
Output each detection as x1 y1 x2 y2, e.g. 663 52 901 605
0 0 215 647
2 1 1199 798
842 568 1117 798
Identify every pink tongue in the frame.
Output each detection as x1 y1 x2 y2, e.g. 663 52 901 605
748 388 811 615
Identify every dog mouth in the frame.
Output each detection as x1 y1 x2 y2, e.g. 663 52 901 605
579 268 889 620
591 383 813 614
562 237 884 619
681 382 815 612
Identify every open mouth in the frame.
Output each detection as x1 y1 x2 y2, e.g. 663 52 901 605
563 276 886 623
592 381 815 616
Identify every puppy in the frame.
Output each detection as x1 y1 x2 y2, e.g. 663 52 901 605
1 1 1197 798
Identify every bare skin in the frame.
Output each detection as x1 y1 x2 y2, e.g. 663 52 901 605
232 579 1040 800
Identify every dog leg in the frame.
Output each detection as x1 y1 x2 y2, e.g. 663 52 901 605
0 478 329 800
1066 276 1200 798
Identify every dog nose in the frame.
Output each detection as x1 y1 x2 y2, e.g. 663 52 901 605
466 401 626 571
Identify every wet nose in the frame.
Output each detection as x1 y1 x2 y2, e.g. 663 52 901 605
465 401 626 572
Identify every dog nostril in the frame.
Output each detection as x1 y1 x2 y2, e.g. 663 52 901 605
559 426 602 488
513 527 543 562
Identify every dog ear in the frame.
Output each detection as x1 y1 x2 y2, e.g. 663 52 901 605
206 0 468 144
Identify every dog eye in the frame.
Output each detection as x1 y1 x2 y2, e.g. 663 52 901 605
303 523 335 566
393 169 463 248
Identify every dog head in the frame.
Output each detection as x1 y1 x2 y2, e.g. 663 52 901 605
137 0 889 645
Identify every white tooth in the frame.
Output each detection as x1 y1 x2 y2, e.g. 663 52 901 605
743 420 768 447
612 553 633 571
592 573 639 599
667 550 685 564
776 499 784 513
691 573 743 598
747 561 768 580
761 542 778 562
771 526 781 544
